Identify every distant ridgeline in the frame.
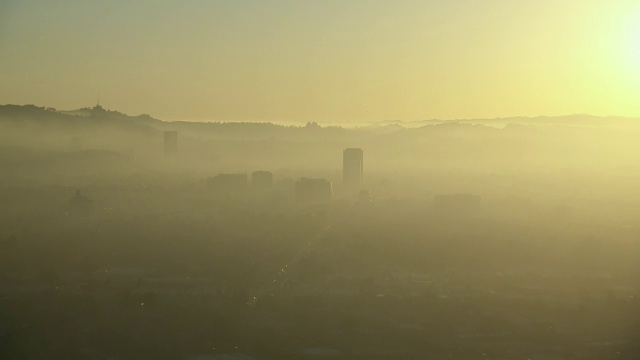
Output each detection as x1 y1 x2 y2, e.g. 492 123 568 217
0 104 158 133
2 103 640 152
2 103 640 188
0 104 351 137
2 104 640 133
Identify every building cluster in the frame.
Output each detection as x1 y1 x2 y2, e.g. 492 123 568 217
68 128 367 215
202 147 365 206
162 131 365 205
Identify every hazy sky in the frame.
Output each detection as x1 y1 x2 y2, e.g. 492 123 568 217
1 0 639 122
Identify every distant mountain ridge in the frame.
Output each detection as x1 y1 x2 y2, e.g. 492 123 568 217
0 104 158 133
1 104 638 132
1 103 639 184
369 114 640 129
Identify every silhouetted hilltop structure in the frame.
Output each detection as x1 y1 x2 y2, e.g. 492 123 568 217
68 189 94 217
90 103 107 116
0 104 156 133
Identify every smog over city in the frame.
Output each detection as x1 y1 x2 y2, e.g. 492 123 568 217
1 1 640 359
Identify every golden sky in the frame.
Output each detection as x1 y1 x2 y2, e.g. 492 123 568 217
1 0 639 122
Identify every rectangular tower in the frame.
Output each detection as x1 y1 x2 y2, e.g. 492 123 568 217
343 148 363 193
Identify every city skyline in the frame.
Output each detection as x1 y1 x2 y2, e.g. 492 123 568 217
2 0 639 122
2 2 640 358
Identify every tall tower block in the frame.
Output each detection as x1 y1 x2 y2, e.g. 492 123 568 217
163 131 178 155
343 148 363 193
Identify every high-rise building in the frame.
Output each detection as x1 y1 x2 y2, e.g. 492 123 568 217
163 131 178 155
343 148 363 193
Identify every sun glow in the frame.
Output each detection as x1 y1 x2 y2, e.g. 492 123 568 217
625 17 640 72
